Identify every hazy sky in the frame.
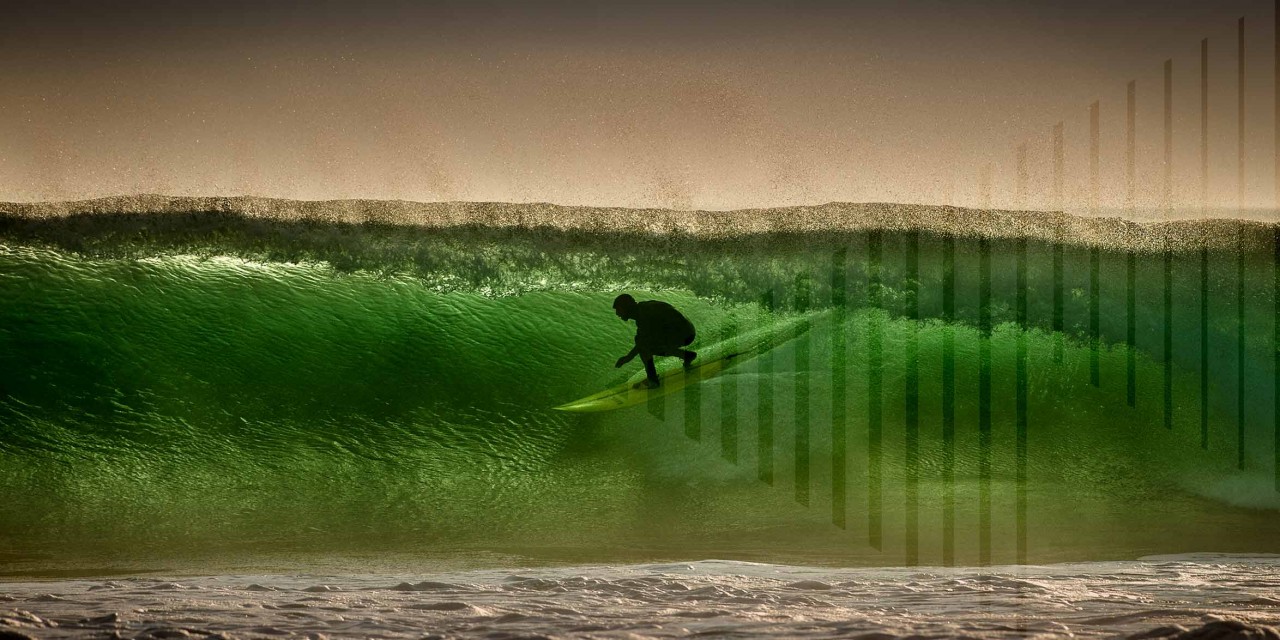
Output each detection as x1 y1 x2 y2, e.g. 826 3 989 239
0 0 1274 210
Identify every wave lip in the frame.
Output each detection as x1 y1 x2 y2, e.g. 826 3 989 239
2 194 1276 252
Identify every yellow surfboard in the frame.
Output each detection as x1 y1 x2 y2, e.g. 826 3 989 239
555 310 827 414
553 352 748 413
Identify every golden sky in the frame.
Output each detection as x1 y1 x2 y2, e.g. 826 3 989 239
0 0 1273 212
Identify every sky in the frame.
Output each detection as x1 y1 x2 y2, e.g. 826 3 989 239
0 0 1275 211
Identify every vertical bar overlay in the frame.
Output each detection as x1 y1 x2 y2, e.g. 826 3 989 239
980 165 993 209
868 231 883 549
1054 122 1066 363
1167 58 1175 207
721 317 739 464
1238 16 1247 469
1275 0 1280 491
1016 235 1028 564
1165 58 1175 431
1202 38 1211 449
1015 144 1029 561
831 248 847 528
1016 143 1029 207
758 290 775 485
1202 245 1211 448
979 236 992 565
1127 80 1138 407
1274 0 1280 492
685 361 702 442
794 273 811 505
1203 38 1211 209
1090 101 1101 387
942 231 956 565
905 231 920 565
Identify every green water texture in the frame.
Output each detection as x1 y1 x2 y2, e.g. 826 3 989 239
1 213 1279 574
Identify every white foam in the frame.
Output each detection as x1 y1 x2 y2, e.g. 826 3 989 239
2 558 1278 638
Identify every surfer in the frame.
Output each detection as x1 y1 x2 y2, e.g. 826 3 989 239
613 294 697 389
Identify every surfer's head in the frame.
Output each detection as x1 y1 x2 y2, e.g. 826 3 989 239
612 294 637 321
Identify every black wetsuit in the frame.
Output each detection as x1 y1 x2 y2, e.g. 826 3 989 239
632 300 696 356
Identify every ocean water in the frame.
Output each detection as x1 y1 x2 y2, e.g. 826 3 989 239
1 199 1279 623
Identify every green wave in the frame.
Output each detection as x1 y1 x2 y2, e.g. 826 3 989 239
1 216 1278 571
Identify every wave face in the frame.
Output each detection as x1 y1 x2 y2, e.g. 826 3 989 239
2 203 1279 574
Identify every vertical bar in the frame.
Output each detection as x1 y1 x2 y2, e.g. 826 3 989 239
1203 38 1211 209
831 248 847 528
1165 58 1175 431
1090 101 1101 387
721 318 739 464
979 236 992 566
1053 122 1066 363
1166 59 1176 209
1241 16 1248 209
1275 227 1280 489
1016 143 1029 208
1091 101 1102 212
1274 0 1280 492
1015 143 1029 564
1128 81 1138 209
942 233 956 565
1166 245 1175 433
1166 277 1175 430
649 385 666 420
868 231 883 549
794 272 811 506
1203 39 1212 449
1128 252 1137 406
1091 250 1100 386
1239 16 1248 470
684 365 702 442
758 290 775 485
1054 122 1065 208
1202 247 1211 449
905 230 920 565
1239 230 1247 469
980 164 993 209
1016 236 1028 565
1128 80 1138 407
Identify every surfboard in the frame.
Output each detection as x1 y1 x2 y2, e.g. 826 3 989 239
554 310 828 414
553 352 748 413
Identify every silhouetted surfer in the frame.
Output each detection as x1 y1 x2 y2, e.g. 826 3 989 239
613 294 697 389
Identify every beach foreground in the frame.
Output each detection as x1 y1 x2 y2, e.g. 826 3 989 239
2 556 1279 639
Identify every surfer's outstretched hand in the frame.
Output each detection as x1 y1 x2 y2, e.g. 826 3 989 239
615 356 630 368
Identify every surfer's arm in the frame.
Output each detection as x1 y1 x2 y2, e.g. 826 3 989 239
616 345 639 368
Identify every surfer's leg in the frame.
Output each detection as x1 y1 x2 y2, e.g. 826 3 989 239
678 333 696 367
680 349 697 368
641 353 660 388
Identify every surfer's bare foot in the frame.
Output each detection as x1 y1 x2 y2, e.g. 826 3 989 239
682 351 697 368
633 378 660 390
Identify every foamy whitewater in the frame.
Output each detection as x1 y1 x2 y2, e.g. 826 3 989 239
2 557 1280 639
